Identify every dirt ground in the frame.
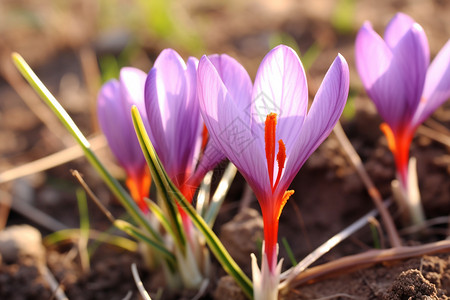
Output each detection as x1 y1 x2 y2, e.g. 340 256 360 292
0 0 449 299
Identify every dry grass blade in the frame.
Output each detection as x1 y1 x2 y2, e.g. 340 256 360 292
332 122 401 248
78 47 101 132
417 125 450 147
279 201 390 286
288 240 450 288
0 48 70 146
71 170 116 224
0 189 67 232
131 263 152 300
40 264 69 300
0 135 107 184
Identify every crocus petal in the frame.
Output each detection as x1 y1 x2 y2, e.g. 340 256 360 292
197 56 268 194
208 54 253 111
355 22 392 90
279 54 349 192
412 39 450 127
120 67 148 113
383 13 415 48
252 45 308 189
252 45 308 151
355 22 407 130
388 24 429 122
145 49 202 178
98 79 145 175
180 57 203 177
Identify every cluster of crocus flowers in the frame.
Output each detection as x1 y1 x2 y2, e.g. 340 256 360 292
143 49 226 288
355 13 450 225
97 67 151 212
197 45 349 299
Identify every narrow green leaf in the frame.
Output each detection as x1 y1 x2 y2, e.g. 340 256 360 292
11 53 161 244
43 229 138 252
131 106 253 299
76 188 91 272
146 200 178 243
114 220 176 267
281 237 297 267
131 106 187 252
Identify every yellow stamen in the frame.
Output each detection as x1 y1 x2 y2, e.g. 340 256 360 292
277 190 294 221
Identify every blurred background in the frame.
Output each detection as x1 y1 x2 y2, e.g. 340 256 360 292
0 0 449 297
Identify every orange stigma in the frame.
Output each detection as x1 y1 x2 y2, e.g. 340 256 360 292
380 123 396 154
379 122 413 187
265 113 287 192
126 168 151 212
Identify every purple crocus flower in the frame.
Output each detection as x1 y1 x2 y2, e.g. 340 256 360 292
97 67 151 212
355 13 450 188
144 49 225 223
197 45 349 276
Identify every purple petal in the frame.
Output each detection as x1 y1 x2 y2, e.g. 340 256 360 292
197 56 268 195
181 56 203 176
356 22 392 90
383 13 415 49
413 39 450 127
120 67 148 113
97 79 146 176
388 23 429 122
279 54 349 192
251 45 308 182
145 49 202 179
207 54 252 111
355 22 409 130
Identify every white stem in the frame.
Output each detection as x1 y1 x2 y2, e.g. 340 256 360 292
392 157 425 226
252 242 282 300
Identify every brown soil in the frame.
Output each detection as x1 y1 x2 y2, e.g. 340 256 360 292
0 0 450 299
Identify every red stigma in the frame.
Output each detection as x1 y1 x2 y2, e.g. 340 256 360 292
264 113 287 192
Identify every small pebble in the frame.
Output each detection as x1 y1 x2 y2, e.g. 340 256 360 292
0 225 45 265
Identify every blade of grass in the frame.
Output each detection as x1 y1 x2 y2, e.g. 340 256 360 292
281 237 297 267
11 53 161 244
131 106 253 299
280 200 391 287
44 228 138 252
333 121 401 248
76 188 90 272
0 135 107 184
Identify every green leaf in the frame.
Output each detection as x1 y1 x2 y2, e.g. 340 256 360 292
146 199 178 243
